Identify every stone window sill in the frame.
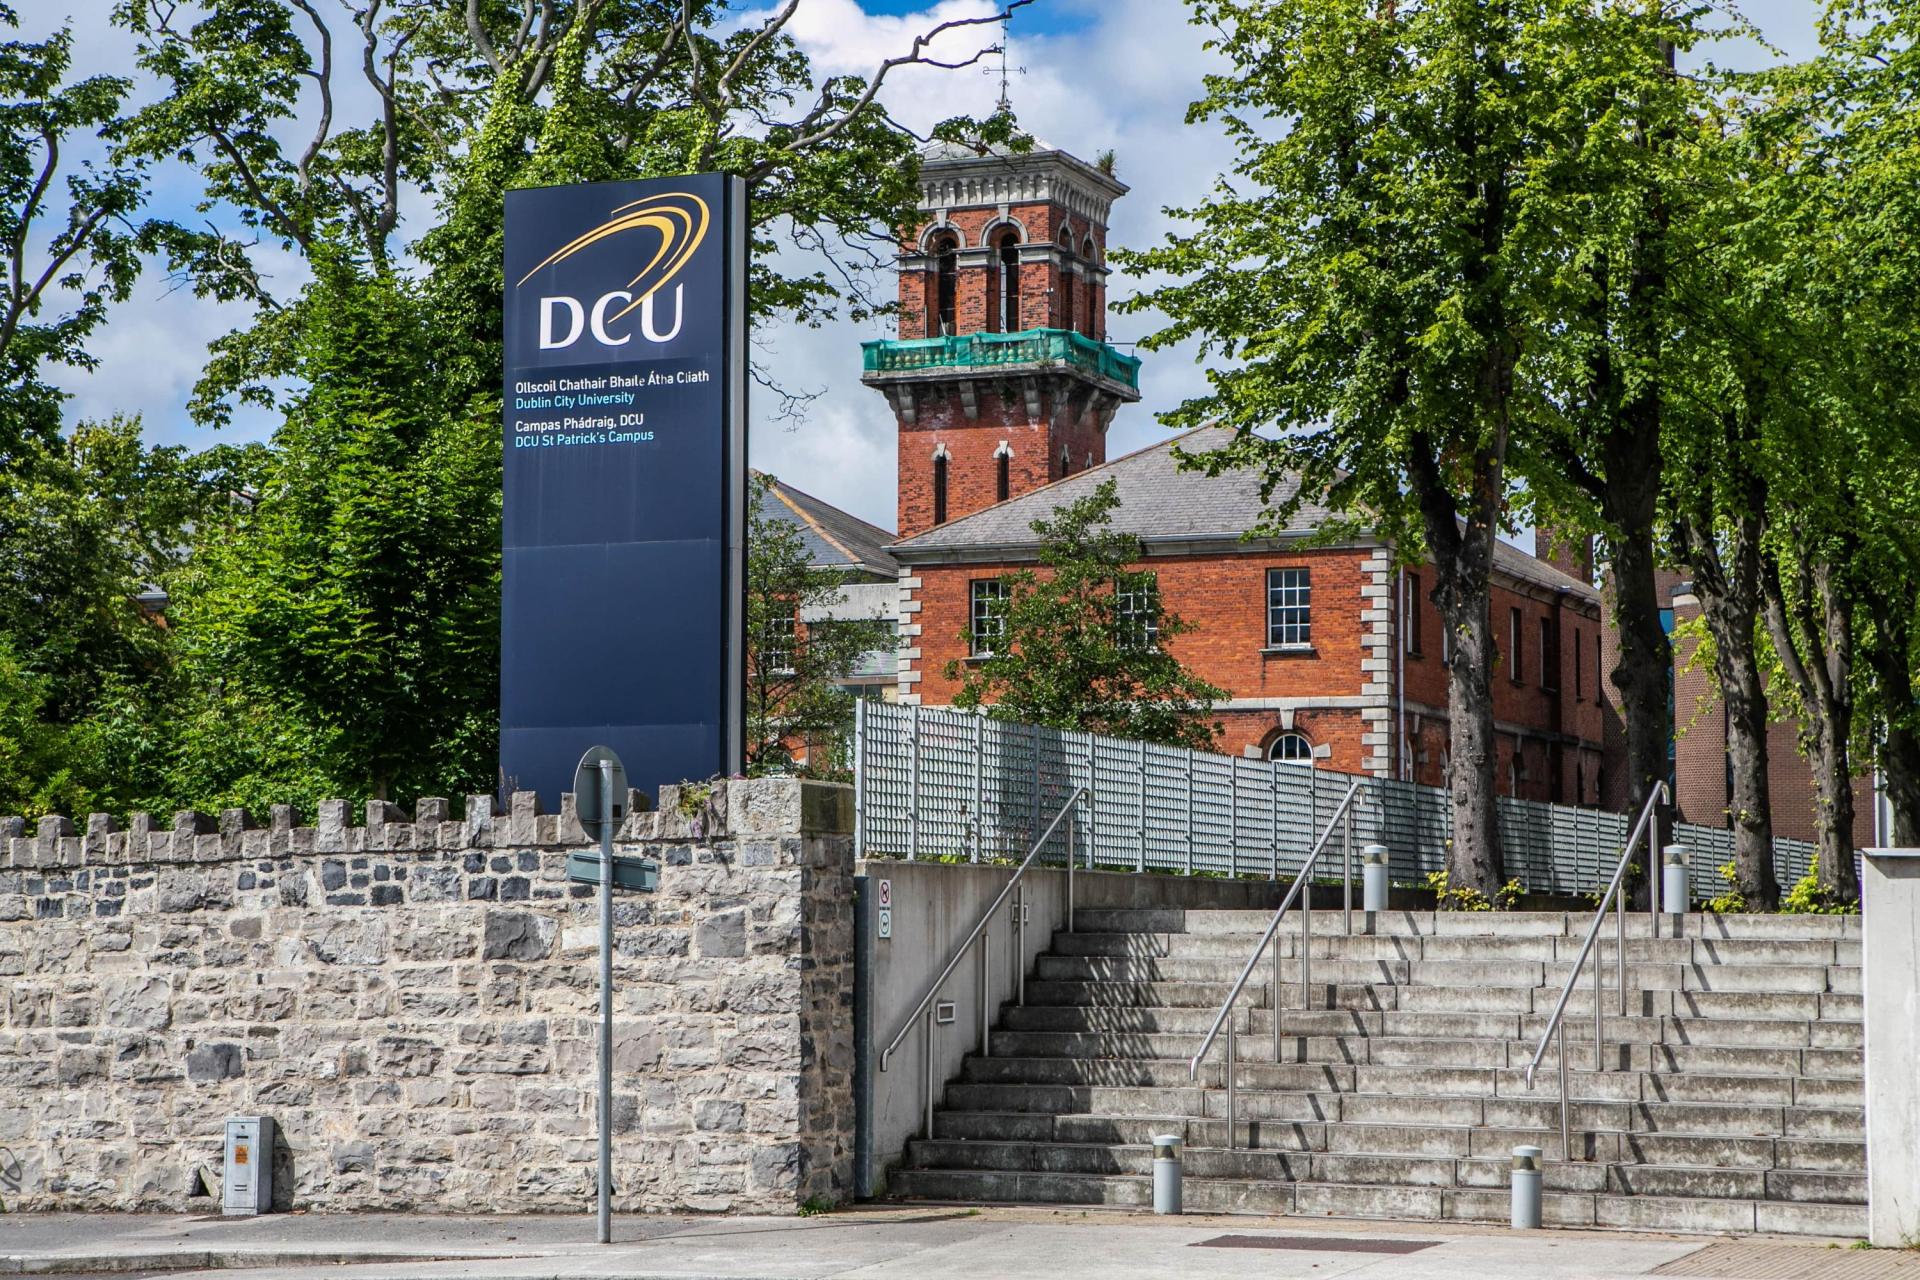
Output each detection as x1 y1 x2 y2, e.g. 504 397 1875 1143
1261 645 1316 658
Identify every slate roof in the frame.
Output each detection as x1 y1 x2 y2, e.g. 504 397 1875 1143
890 427 1597 601
754 472 899 578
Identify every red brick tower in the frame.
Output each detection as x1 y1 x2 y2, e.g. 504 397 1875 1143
862 143 1142 539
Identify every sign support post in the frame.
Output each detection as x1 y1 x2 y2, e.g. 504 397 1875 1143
572 744 646 1245
597 757 614 1245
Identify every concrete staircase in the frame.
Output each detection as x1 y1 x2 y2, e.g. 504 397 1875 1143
889 909 1866 1237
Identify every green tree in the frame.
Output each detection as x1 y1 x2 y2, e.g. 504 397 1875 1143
0 419 251 816
169 262 500 804
110 0 1026 806
945 479 1223 750
744 474 890 777
0 5 167 464
1119 0 1582 890
1518 4 1727 898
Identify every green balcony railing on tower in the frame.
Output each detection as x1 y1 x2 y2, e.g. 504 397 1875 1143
861 328 1141 392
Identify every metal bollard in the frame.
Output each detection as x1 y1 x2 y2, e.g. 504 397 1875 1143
1152 1134 1183 1214
1511 1145 1543 1229
1662 844 1689 920
1361 844 1389 934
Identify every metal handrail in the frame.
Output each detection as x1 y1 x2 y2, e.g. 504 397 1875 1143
1187 780 1364 1150
1521 781 1670 1161
878 787 1090 1137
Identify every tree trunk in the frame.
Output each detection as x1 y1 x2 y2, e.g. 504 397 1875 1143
1762 548 1860 902
1440 573 1502 895
1413 434 1505 897
1679 502 1778 909
1715 609 1778 907
1604 525 1671 906
1813 719 1857 897
1862 581 1920 846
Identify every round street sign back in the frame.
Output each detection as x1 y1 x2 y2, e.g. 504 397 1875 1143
573 746 628 840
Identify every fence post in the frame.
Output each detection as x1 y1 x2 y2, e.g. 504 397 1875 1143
1271 760 1281 880
908 702 921 861
1138 739 1148 873
1184 750 1195 876
972 715 984 863
1229 760 1239 879
1030 721 1042 851
1080 733 1093 870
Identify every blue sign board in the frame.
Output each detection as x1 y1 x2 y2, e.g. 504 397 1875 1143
501 174 747 805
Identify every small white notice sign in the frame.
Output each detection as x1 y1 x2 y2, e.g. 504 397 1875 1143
877 907 893 940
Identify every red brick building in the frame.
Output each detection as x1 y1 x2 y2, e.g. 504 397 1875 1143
865 143 1606 802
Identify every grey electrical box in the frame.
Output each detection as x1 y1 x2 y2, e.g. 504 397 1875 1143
222 1116 273 1216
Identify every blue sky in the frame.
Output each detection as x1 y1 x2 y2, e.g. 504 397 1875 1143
49 0 1823 533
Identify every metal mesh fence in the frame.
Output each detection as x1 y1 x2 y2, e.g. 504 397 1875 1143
854 701 1843 896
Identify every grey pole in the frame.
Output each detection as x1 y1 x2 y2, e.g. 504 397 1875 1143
1301 878 1312 1011
1342 808 1353 936
1271 931 1282 1065
597 759 614 1246
979 934 991 1058
1225 1014 1237 1151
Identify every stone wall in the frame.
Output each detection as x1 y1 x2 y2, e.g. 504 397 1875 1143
0 778 856 1215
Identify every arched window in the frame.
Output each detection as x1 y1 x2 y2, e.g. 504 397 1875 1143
1081 237 1098 336
932 452 949 525
932 232 959 335
997 230 1021 332
1059 446 1071 478
996 450 1010 502
1269 732 1312 763
1057 228 1074 333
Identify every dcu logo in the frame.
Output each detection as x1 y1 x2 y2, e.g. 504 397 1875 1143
517 191 710 349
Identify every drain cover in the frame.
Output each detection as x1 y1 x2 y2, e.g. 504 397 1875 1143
1193 1235 1439 1254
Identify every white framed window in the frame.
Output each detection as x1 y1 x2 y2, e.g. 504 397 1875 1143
970 579 1008 655
1269 731 1312 763
1266 567 1312 647
764 613 797 675
1114 575 1159 650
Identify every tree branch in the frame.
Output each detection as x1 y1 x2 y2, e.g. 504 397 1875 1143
286 0 334 193
776 1 1030 155
716 0 799 107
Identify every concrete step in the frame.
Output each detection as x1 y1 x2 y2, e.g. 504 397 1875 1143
982 1030 1862 1086
956 1055 1860 1112
888 1167 1867 1236
899 909 1867 1237
905 1135 1867 1202
1022 979 1398 1010
1152 909 1862 941
929 1110 1867 1174
1037 952 1856 996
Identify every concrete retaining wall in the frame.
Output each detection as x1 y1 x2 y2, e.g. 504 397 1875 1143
0 779 856 1215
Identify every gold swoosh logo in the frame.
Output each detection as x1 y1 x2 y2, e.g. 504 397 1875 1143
516 192 710 324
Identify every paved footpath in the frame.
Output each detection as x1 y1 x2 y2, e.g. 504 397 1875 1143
0 1208 1906 1280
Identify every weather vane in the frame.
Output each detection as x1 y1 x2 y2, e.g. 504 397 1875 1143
991 10 1025 115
